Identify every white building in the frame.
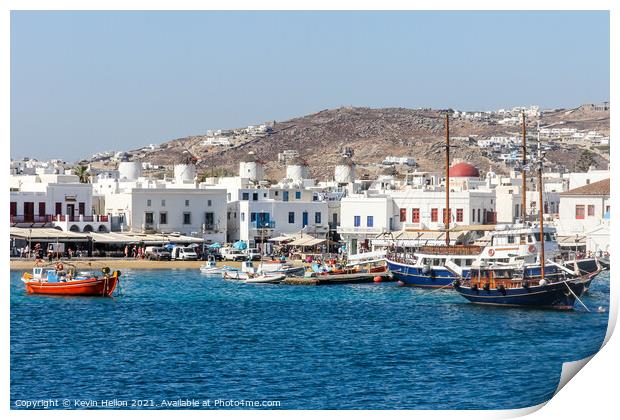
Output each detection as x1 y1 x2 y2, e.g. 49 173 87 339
556 178 610 253
104 188 227 243
10 173 110 232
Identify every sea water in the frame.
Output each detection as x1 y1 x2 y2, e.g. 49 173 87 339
10 269 610 409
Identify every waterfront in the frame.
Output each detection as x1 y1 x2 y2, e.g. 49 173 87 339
10 269 610 410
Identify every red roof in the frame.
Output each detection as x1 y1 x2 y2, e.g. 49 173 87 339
561 178 610 196
449 162 480 178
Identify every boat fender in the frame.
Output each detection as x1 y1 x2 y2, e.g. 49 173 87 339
114 270 121 278
528 245 537 254
522 281 530 289
102 267 111 275
497 284 507 295
488 249 495 257
55 262 64 271
483 283 490 291
453 279 461 288
471 283 478 291
539 279 548 286
422 265 431 275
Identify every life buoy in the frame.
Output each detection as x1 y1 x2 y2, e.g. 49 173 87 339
528 245 537 253
55 262 64 271
488 249 495 257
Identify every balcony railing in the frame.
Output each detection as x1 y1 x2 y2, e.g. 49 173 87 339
251 221 276 229
10 214 111 224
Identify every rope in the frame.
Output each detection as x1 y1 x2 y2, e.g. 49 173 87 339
563 280 590 312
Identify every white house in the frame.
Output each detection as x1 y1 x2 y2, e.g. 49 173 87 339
10 173 110 232
556 178 610 252
104 188 227 244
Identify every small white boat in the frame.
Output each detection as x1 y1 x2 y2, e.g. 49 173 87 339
258 261 304 277
243 274 286 284
222 261 255 280
199 257 238 276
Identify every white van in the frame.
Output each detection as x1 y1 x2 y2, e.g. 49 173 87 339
220 247 247 261
171 246 198 261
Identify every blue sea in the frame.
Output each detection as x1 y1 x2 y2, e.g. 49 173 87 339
10 269 610 410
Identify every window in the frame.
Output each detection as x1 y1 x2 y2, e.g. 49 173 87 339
315 212 321 224
78 202 85 216
354 215 361 227
38 202 46 216
302 212 308 227
412 208 420 223
507 235 515 244
185 200 190 207
606 205 610 214
367 216 374 227
161 199 166 206
400 208 407 222
263 193 267 198
55 202 62 215
241 212 245 222
275 191 279 196
159 212 167 224
295 191 302 200
587 205 595 216
477 209 481 223
252 193 258 201
431 208 438 222
10 202 16 217
242 192 249 200
288 212 295 223
283 191 289 202
183 212 191 225
250 213 257 222
575 205 585 220
456 209 463 222
204 212 214 228
207 200 212 207
145 212 154 224
147 199 151 206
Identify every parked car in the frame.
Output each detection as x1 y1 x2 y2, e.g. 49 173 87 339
201 249 223 261
246 248 261 261
220 247 247 262
171 246 198 261
145 246 171 261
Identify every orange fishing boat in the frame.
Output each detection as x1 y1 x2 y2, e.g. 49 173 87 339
21 263 120 297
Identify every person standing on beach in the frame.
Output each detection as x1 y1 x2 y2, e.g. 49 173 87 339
124 245 129 258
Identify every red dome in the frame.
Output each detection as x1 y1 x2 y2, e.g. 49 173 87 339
449 162 480 178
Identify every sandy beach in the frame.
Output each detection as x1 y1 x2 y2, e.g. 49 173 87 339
9 258 245 271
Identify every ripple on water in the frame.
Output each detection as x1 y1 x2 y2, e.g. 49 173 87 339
10 269 610 409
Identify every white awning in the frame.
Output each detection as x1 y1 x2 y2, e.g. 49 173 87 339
288 236 326 247
89 232 138 244
10 227 89 242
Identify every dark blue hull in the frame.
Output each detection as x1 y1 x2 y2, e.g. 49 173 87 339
387 260 468 288
453 279 588 310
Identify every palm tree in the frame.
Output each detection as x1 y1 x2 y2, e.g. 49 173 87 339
73 165 91 183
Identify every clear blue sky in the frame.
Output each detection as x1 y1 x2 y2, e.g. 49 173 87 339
11 11 610 161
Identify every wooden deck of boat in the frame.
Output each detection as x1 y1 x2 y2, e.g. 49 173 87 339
282 271 392 286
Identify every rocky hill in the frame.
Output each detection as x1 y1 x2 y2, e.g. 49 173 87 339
87 105 610 180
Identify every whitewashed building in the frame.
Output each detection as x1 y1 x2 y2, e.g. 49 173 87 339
556 178 610 252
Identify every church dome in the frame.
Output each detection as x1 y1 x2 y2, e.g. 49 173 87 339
449 162 480 178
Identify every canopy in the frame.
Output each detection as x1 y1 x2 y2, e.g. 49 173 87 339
288 236 326 247
233 240 248 250
208 242 222 249
268 235 296 243
89 232 137 244
10 227 89 242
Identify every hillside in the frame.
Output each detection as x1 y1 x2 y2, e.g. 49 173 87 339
87 105 610 180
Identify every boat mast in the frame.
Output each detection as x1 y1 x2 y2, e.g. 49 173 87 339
521 112 527 227
445 114 450 246
537 123 545 280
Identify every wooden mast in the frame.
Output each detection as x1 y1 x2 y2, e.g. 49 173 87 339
445 114 450 246
521 112 527 227
537 124 545 280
